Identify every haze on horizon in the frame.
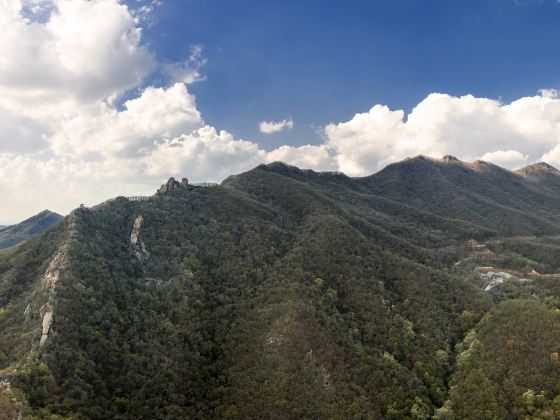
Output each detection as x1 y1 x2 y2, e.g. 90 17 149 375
1 0 560 224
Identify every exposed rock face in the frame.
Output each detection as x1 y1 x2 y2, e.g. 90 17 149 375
40 305 54 347
36 214 76 348
130 215 149 265
130 215 143 246
158 177 177 194
442 155 459 163
468 160 492 171
157 177 189 194
516 162 560 177
38 244 69 347
42 244 69 288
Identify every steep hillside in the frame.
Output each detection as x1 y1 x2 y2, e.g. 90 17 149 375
0 210 63 250
1 160 560 418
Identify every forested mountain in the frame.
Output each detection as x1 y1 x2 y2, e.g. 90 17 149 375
1 156 560 419
0 211 63 250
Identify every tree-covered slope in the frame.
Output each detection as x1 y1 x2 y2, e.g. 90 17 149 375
1 159 560 418
440 300 560 419
0 210 63 250
362 156 560 236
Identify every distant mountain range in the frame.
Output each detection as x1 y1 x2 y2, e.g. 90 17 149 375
0 210 63 250
362 155 560 236
1 157 560 418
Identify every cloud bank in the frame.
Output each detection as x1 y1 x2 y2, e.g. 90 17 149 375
2 0 560 223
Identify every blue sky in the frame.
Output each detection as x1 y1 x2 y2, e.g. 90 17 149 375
139 0 560 150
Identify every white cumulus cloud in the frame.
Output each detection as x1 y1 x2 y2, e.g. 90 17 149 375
0 0 154 117
478 150 528 167
259 118 294 134
266 145 335 171
50 83 203 159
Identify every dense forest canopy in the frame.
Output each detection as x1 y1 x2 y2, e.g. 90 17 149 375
1 156 560 418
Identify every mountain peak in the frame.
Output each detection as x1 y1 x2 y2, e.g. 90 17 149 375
0 210 63 249
406 155 433 162
36 209 59 217
261 161 306 173
467 159 495 171
24 209 63 222
516 162 559 177
156 177 189 194
401 155 495 170
441 155 460 163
